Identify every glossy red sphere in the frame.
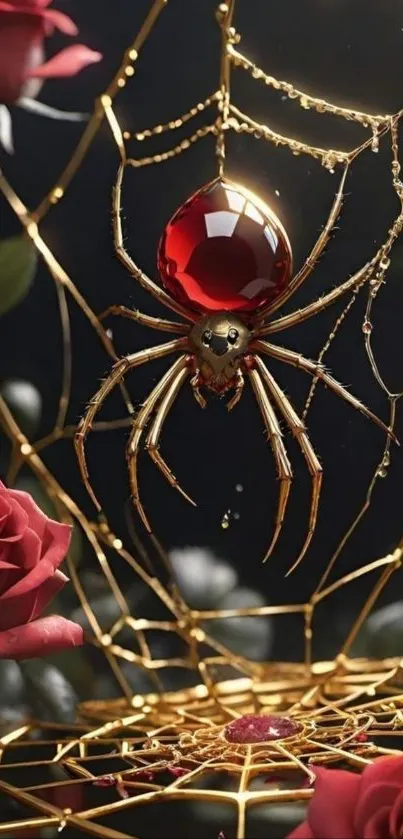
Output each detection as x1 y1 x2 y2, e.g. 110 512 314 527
157 179 292 315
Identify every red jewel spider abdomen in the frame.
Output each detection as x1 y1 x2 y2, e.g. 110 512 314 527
75 172 396 575
157 178 292 316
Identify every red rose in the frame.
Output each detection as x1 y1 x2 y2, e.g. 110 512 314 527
288 758 403 839
0 479 83 658
0 0 101 105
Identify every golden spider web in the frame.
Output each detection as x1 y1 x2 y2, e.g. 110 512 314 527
0 1 403 836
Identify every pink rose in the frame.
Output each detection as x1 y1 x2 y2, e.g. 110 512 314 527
0 479 83 658
0 0 102 105
288 758 403 839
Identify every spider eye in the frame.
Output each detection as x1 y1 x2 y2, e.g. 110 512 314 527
202 329 212 345
228 328 239 344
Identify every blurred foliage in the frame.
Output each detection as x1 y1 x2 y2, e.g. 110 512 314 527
19 659 78 723
1 378 42 437
171 547 273 660
354 601 403 658
0 235 37 315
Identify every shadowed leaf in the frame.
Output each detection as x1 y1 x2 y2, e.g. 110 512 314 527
0 235 37 315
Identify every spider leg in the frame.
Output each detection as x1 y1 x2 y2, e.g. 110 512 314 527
226 369 245 411
254 339 398 443
254 355 323 575
248 366 292 562
256 162 349 322
75 337 188 511
146 365 196 512
258 259 372 336
113 162 197 323
99 305 189 334
126 355 190 531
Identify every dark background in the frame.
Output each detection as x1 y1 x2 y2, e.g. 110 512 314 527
1 0 403 659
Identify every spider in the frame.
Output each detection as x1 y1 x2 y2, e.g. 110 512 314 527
75 165 395 573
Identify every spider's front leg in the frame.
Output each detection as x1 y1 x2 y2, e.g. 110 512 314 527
113 162 196 323
255 162 349 323
99 305 189 335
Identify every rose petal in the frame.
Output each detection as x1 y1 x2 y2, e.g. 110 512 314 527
0 615 83 659
0 563 23 599
287 822 315 839
0 561 51 630
9 487 51 543
0 492 28 543
363 806 392 839
308 768 360 839
1 552 59 601
389 789 403 838
360 757 403 794
30 568 68 620
41 8 77 35
0 10 44 105
5 490 71 570
28 45 102 79
354 782 401 837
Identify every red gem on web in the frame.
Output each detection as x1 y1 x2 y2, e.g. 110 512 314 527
93 774 116 787
158 178 292 315
225 714 302 744
354 732 368 743
168 765 188 778
133 769 155 781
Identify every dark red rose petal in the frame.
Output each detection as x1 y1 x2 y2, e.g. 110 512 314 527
360 757 403 797
0 562 67 631
390 789 403 838
354 782 401 837
309 767 360 839
0 492 28 543
0 13 43 104
363 806 393 839
287 824 315 839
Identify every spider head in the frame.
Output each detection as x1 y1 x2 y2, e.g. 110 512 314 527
189 313 250 379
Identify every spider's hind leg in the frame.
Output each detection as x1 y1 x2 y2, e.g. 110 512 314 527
126 355 188 532
254 355 323 575
146 365 196 507
248 365 293 563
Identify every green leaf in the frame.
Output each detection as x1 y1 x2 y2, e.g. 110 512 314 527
0 235 37 315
